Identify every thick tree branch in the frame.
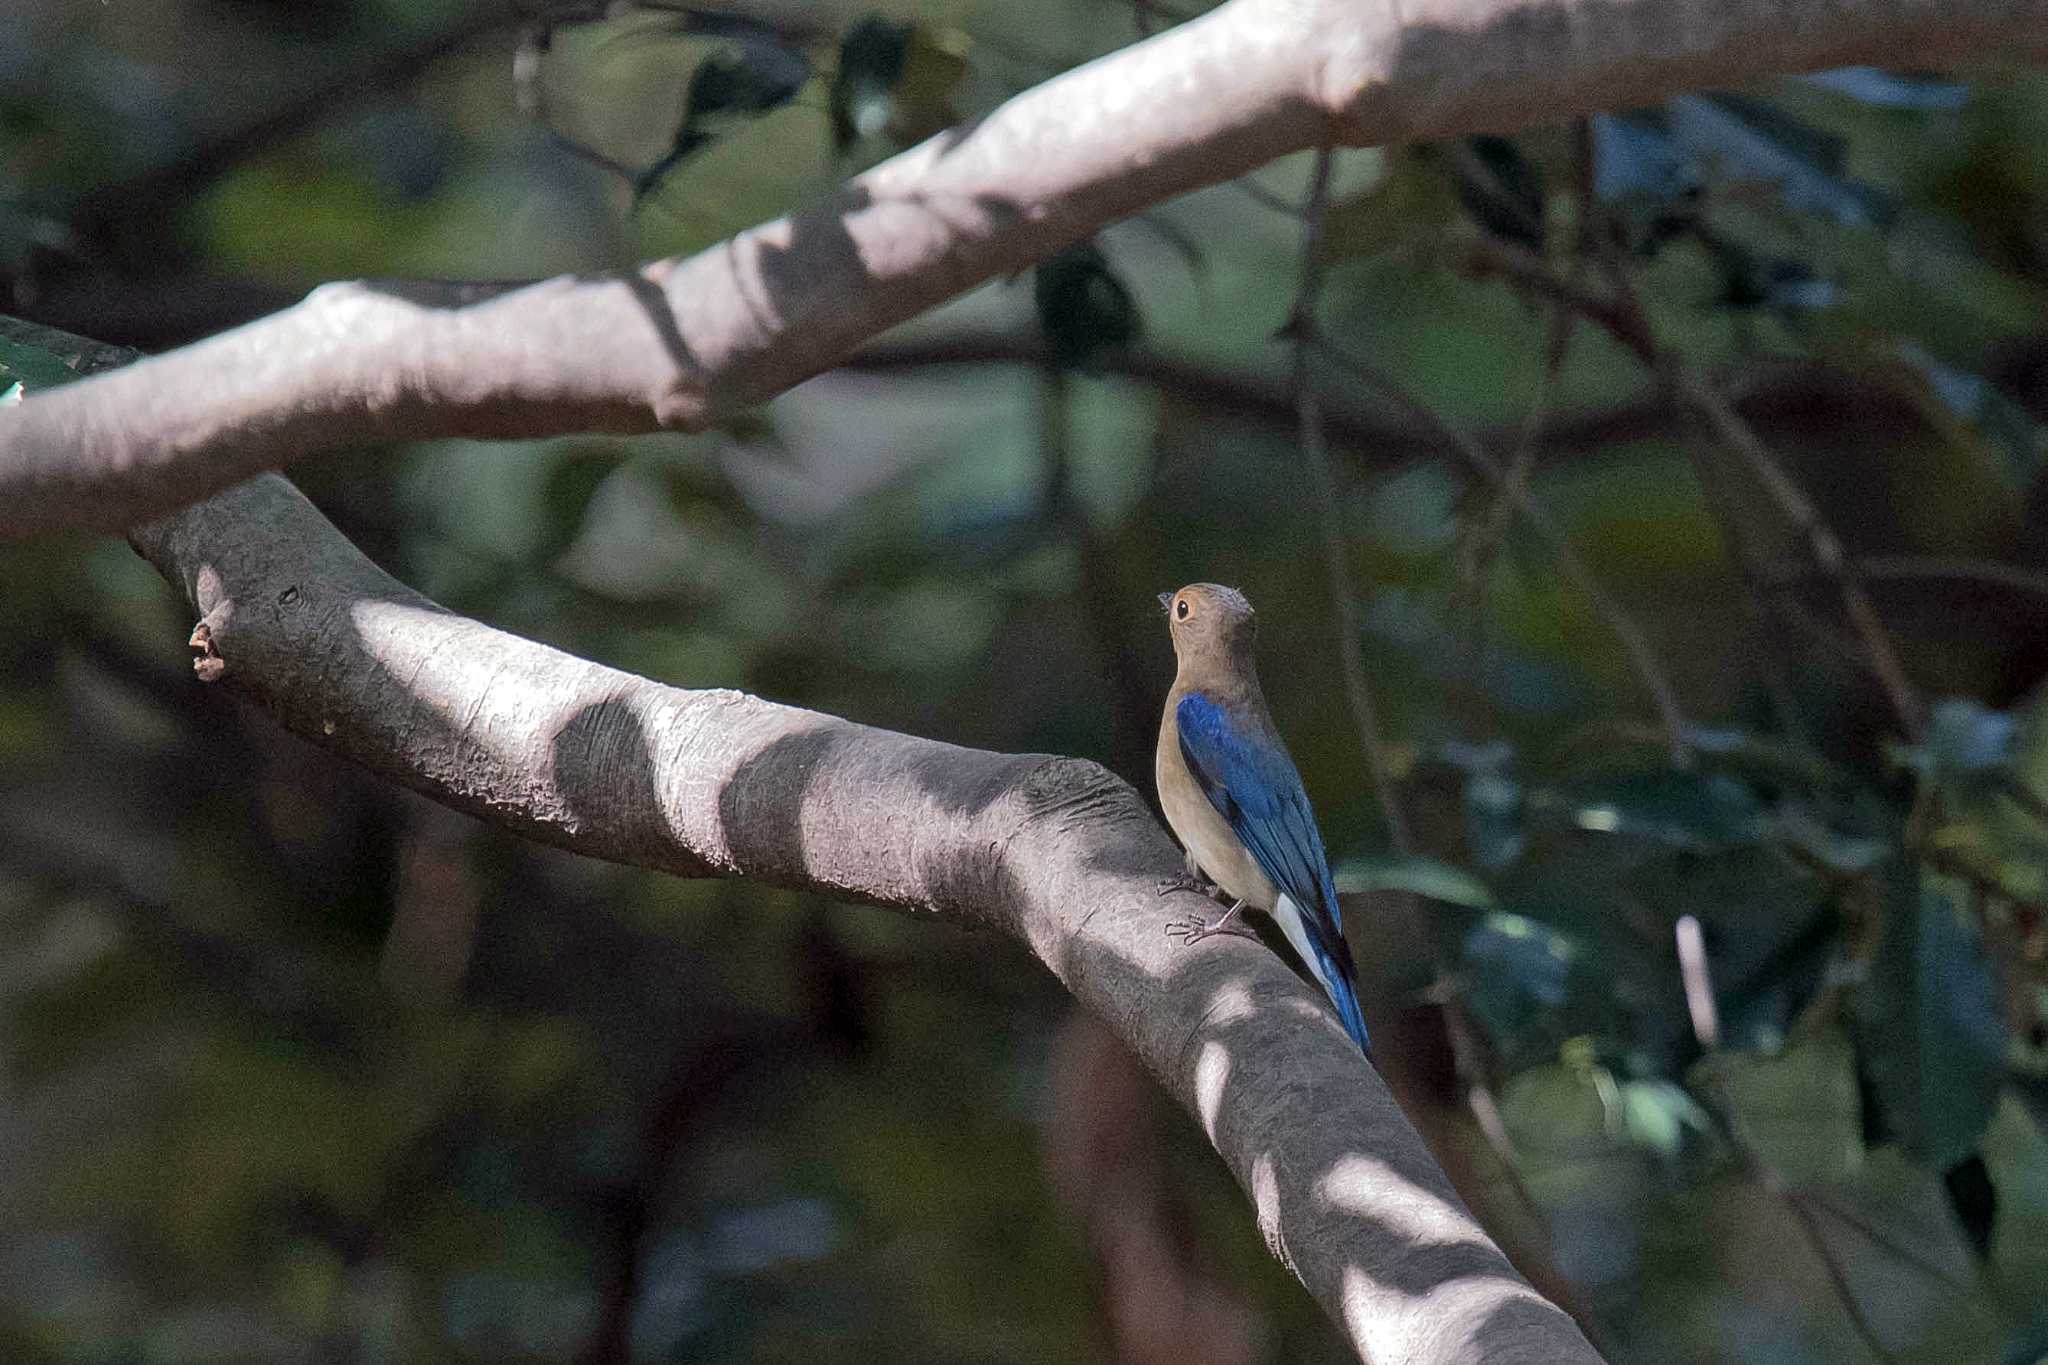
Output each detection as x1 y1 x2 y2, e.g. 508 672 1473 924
9 0 2048 534
127 472 1601 1364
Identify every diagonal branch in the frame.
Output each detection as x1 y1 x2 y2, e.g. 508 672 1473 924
11 0 2048 535
126 469 1602 1365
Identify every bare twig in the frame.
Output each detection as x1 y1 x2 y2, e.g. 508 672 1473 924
1800 1188 1993 1301
1680 925 1906 1365
1780 1190 1906 1365
1765 554 2048 607
1466 235 1928 741
1456 121 1592 629
1674 373 1927 740
1288 147 1413 853
1451 300 1576 668
1462 237 1653 357
1315 335 1695 767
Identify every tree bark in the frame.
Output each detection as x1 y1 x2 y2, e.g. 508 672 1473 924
127 470 1602 1364
6 0 2048 534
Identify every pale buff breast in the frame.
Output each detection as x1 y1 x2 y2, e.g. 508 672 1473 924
1156 712 1279 913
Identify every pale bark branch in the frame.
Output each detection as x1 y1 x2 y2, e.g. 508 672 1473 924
8 0 2048 535
126 470 1602 1364
34 247 1601 1365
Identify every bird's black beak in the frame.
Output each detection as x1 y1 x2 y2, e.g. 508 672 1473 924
1157 591 1175 612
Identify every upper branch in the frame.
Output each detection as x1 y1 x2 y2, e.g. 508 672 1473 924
9 0 2048 534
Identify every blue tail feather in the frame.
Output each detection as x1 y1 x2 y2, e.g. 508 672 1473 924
1309 942 1372 1057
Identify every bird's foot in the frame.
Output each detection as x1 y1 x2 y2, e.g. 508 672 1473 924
1154 872 1221 901
1165 899 1260 946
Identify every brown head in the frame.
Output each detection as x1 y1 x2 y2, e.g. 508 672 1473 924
1159 583 1259 688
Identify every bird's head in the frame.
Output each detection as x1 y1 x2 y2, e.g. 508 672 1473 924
1159 582 1258 670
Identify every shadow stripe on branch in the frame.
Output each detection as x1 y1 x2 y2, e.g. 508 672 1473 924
127 471 1601 1365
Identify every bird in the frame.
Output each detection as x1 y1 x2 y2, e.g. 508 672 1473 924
1155 583 1371 1055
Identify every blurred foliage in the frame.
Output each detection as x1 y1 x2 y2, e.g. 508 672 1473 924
5 1 2048 1362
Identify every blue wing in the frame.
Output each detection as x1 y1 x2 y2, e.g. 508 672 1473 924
1176 693 1345 949
1176 692 1368 1052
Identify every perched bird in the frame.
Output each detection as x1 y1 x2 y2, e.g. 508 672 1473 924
1155 584 1371 1055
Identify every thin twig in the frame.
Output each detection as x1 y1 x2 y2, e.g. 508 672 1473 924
1492 309 1578 559
1289 147 1414 854
1452 302 1575 650
1462 236 1654 356
1680 924 1906 1365
1315 335 1694 768
1800 1188 1995 1301
1780 1190 1906 1365
1674 372 1927 741
1454 125 1588 684
1466 234 1928 741
1663 373 1817 743
1766 554 2048 607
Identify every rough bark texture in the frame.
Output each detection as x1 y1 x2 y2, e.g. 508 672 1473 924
128 474 1601 1364
6 0 2048 534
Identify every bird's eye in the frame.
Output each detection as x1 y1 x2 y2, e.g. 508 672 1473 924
1175 598 1189 620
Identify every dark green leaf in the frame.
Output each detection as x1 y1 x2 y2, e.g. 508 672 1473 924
1703 244 1839 321
828 16 964 152
1627 845 1833 1049
1667 92 1898 228
636 40 811 202
1891 696 2022 782
2016 1072 2048 1137
1705 1040 1864 1179
831 15 912 150
1942 1150 1997 1259
1681 725 1855 791
534 451 620 564
1536 769 1767 851
1032 241 1139 372
1440 740 1525 870
1453 135 1546 251
2000 1312 2048 1365
0 330 95 392
1337 854 1495 909
1592 112 1702 256
1851 866 2006 1169
1896 344 2045 491
1618 1078 1712 1161
1459 912 1577 1058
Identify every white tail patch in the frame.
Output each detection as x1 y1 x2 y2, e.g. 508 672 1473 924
1272 892 1336 1000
